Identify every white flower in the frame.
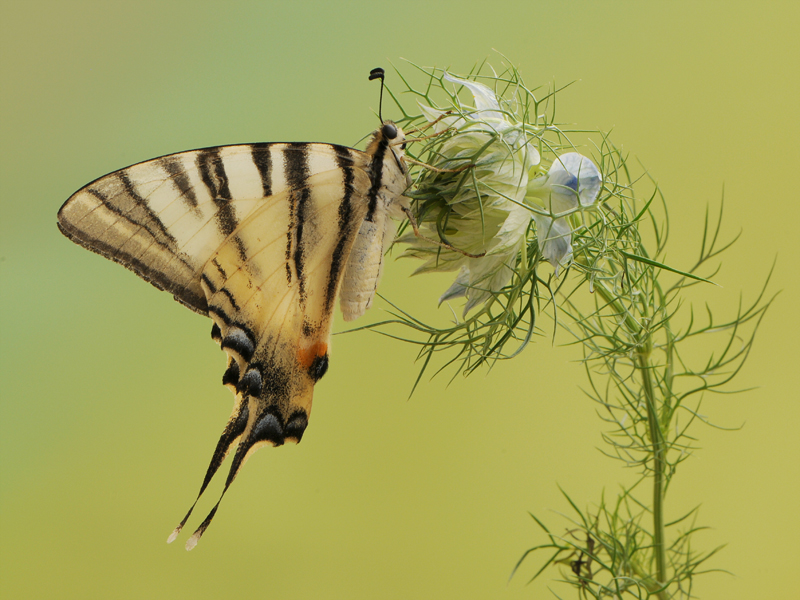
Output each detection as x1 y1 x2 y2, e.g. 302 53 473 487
402 73 539 315
420 74 521 141
526 152 601 274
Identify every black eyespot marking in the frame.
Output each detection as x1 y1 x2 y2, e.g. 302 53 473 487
309 354 329 382
221 327 255 362
382 122 397 140
210 323 221 342
401 142 406 150
285 411 309 442
252 412 284 446
222 361 240 387
237 368 263 397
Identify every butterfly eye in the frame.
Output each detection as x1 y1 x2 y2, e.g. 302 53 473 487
382 122 398 140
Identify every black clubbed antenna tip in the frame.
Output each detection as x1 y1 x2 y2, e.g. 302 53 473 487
369 67 386 122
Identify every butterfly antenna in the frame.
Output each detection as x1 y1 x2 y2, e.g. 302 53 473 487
369 67 385 123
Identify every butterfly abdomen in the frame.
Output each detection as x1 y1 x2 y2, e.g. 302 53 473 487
340 217 388 321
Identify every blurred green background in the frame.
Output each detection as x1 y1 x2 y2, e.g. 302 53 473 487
2 1 798 598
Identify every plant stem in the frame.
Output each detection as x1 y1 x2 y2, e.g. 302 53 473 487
638 351 668 599
593 280 669 597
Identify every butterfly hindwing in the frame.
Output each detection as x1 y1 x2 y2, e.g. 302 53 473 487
202 165 374 450
58 123 411 549
176 162 374 548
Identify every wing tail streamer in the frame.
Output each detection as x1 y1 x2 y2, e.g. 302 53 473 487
166 395 250 544
181 377 314 549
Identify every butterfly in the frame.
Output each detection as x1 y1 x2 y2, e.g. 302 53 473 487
57 68 413 550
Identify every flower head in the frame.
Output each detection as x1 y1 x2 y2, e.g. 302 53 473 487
401 73 539 314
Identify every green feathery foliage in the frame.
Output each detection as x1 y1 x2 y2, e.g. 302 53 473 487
357 58 773 598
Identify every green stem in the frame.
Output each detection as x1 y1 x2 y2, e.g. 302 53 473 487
637 351 668 598
592 281 669 597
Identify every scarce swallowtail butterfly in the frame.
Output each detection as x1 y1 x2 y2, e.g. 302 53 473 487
57 68 413 550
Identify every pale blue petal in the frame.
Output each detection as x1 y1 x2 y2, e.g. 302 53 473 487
527 172 578 214
533 214 573 275
526 152 602 214
549 153 601 207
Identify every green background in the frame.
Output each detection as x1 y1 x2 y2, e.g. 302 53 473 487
2 1 798 598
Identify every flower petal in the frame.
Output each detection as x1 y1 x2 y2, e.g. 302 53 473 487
533 214 573 275
407 74 542 314
444 73 504 121
549 153 601 207
489 203 531 256
464 263 514 315
439 266 470 303
418 102 465 132
527 175 577 214
526 153 601 214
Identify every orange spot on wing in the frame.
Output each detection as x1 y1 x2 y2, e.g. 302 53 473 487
297 341 328 369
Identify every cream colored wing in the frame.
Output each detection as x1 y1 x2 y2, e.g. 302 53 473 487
58 119 412 549
57 142 374 547
181 168 371 549
57 143 369 314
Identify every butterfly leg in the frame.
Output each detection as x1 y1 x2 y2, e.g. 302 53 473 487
403 156 474 174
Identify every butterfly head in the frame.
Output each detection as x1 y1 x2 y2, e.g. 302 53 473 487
371 119 407 154
366 119 409 178
380 120 407 151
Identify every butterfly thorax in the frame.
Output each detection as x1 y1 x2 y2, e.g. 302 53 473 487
337 122 409 322
364 120 412 219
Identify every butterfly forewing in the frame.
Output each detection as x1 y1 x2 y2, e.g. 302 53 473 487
59 144 354 312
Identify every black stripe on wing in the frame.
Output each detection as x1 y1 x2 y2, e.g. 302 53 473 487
56 182 208 314
196 148 249 264
250 143 273 197
325 144 358 312
365 137 389 222
160 155 199 213
117 171 179 246
283 143 312 303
